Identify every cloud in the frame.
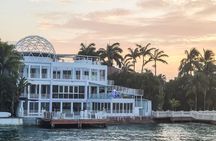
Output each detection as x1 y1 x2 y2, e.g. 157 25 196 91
137 0 168 9
29 0 73 3
87 8 132 20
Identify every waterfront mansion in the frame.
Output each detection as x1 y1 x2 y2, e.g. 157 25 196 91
16 35 152 118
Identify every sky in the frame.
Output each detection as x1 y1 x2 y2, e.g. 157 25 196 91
1 0 216 80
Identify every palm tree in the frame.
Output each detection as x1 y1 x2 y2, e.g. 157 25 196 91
0 41 22 76
10 77 29 116
136 43 154 73
0 41 22 114
179 48 201 76
185 72 209 110
98 42 123 68
124 48 140 71
169 98 180 111
78 43 98 56
200 49 216 110
151 49 168 76
121 59 134 73
200 49 216 75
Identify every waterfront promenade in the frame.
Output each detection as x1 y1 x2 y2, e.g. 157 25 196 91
152 110 216 124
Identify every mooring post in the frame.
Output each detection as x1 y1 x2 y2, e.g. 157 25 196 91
51 123 55 128
78 123 82 128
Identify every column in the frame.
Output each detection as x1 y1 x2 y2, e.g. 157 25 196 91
49 66 53 112
38 102 41 116
28 65 31 78
81 102 83 111
71 102 73 113
60 102 63 113
85 82 88 100
39 84 41 100
111 102 113 115
97 86 99 98
27 101 30 116
39 65 42 79
97 69 99 81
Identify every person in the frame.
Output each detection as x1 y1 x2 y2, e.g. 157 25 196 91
111 89 117 98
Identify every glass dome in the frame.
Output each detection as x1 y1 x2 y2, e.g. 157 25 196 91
16 35 56 58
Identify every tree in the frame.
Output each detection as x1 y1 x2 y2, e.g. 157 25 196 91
98 42 123 68
151 49 168 76
124 48 140 71
121 59 134 73
0 41 22 76
179 48 201 76
78 43 98 56
13 77 30 116
136 43 154 73
0 40 22 115
185 72 209 110
200 49 216 110
169 98 180 111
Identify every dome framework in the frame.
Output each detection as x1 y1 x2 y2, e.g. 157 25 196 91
16 35 56 58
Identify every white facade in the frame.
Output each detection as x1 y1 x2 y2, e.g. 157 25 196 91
16 35 152 118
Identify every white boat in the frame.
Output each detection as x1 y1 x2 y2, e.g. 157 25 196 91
0 112 11 117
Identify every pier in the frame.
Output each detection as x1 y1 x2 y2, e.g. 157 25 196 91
152 111 216 124
39 111 107 128
40 118 107 128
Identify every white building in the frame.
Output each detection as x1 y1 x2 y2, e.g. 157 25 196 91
16 35 152 118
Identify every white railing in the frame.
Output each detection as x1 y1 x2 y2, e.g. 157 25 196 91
43 110 107 120
110 85 143 96
152 111 216 121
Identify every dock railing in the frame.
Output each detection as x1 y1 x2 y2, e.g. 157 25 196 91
43 110 107 120
152 110 216 121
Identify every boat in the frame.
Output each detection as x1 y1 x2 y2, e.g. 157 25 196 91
0 112 11 118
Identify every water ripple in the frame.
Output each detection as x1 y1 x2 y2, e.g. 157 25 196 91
0 123 215 141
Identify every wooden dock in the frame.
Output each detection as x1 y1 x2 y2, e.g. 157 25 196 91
40 118 107 128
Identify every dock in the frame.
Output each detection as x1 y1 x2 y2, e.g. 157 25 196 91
152 111 216 124
39 111 108 128
40 118 107 128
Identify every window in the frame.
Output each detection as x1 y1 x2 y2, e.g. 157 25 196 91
42 66 49 78
64 86 68 93
59 86 63 93
41 85 50 99
91 69 97 81
91 86 97 94
99 70 105 81
53 70 61 79
63 103 71 113
30 85 36 94
30 66 40 78
99 87 105 94
30 84 39 98
52 85 58 93
63 70 71 79
76 70 81 80
41 102 49 112
29 102 38 113
52 102 60 112
83 70 89 80
69 86 73 93
52 85 58 98
79 86 85 99
79 86 84 94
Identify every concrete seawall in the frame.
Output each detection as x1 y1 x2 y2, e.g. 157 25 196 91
0 118 23 125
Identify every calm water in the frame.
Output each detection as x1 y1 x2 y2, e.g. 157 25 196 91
0 123 215 141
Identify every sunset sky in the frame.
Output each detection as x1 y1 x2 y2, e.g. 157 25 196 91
1 0 216 79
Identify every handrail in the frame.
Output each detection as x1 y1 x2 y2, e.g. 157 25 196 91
152 111 216 121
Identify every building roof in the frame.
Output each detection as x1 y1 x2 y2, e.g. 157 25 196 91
15 35 56 59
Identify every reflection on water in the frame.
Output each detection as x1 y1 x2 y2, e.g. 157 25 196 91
0 123 215 141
